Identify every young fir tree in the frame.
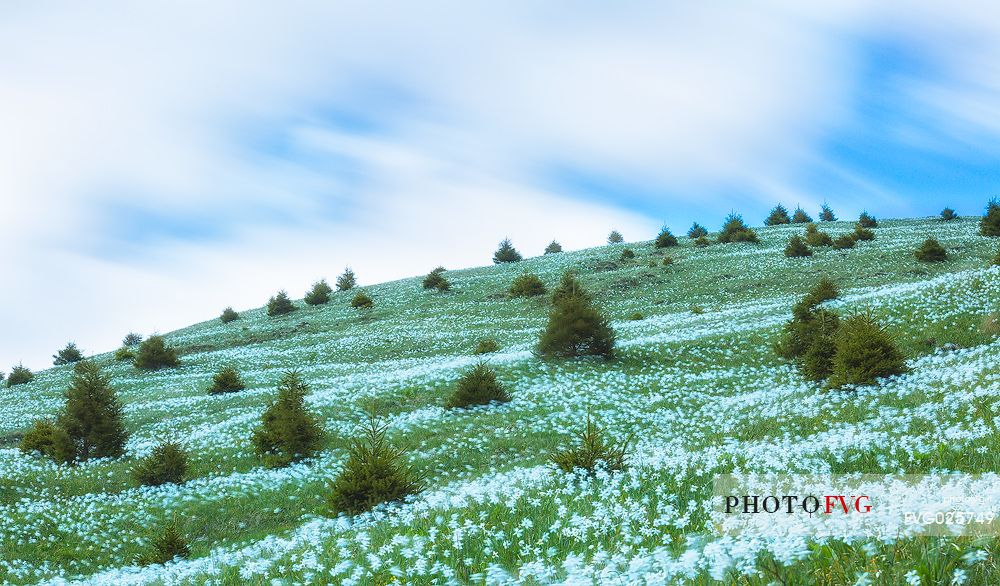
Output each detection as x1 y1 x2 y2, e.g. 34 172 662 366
252 371 324 468
133 441 189 486
915 238 948 262
992 246 1000 267
492 238 523 264
19 419 75 464
123 332 143 346
765 204 792 226
114 347 136 362
551 412 629 475
422 267 450 291
134 335 180 370
446 363 511 408
852 226 876 241
544 240 563 254
774 277 842 381
620 248 636 260
351 290 374 310
138 520 190 566
60 361 128 460
551 271 590 305
717 213 759 243
655 227 679 248
857 211 878 228
833 234 857 249
607 230 624 244
336 267 357 291
539 280 615 359
53 342 84 365
7 364 33 387
940 207 958 221
784 235 812 258
819 203 837 222
509 273 546 298
981 199 1000 237
267 290 297 316
208 365 245 394
219 307 239 323
304 279 333 305
327 414 422 516
694 235 710 248
804 223 834 247
791 206 813 223
687 222 709 239
827 312 908 389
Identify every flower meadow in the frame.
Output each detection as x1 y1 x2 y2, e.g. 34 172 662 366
2 216 1000 585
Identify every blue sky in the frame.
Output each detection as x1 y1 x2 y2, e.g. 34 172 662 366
2 1 999 369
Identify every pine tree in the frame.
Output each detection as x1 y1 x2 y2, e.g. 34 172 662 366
620 248 635 260
784 235 812 257
544 240 563 254
208 365 245 394
7 364 33 387
717 212 759 243
351 291 374 310
791 206 813 223
551 412 628 475
607 230 624 244
422 267 451 291
765 204 791 226
804 223 833 247
267 290 296 316
252 371 324 467
852 226 876 241
133 441 189 486
981 199 1000 237
134 335 180 370
857 211 878 228
304 279 333 305
59 361 128 460
538 284 615 359
19 419 75 464
138 520 190 566
694 235 710 248
510 273 546 297
53 342 84 366
123 332 143 346
327 414 422 516
687 222 708 239
992 246 1000 267
940 207 958 221
446 363 511 408
493 238 523 264
336 267 357 291
915 238 948 262
798 310 840 381
802 277 840 308
654 227 678 248
819 203 837 222
833 234 856 249
551 271 590 305
220 307 239 323
827 313 908 389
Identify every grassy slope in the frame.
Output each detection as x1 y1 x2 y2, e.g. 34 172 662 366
1 217 999 585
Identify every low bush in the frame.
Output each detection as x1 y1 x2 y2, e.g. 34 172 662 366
133 441 189 486
114 347 136 361
804 223 833 247
134 335 179 370
138 521 190 566
220 307 239 323
628 312 644 321
351 291 374 309
446 363 511 408
852 226 876 241
551 413 629 475
620 248 635 260
833 234 856 249
510 274 546 298
208 365 245 394
784 235 812 257
19 419 75 464
474 338 499 354
694 236 710 248
662 256 674 266
915 238 948 262
827 312 908 389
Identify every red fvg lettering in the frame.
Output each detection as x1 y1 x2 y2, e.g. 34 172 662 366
824 495 872 514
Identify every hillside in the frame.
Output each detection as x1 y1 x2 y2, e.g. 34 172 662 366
2 215 1000 584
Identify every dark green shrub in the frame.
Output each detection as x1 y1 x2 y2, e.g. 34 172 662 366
662 256 674 266
138 521 190 566
60 361 128 460
134 335 179 370
992 247 1000 266
827 313 908 389
304 279 333 305
765 204 791 226
940 207 957 221
327 415 422 515
7 364 33 387
351 291 374 310
915 238 948 262
510 274 546 298
267 290 296 316
607 230 624 244
551 271 590 305
819 203 836 222
539 284 615 359
857 211 878 228
208 365 245 394
422 267 451 291
114 347 135 362
717 213 759 243
544 240 563 254
784 235 812 258
694 235 710 248
687 223 708 238
981 199 1000 237
620 248 635 260
252 371 324 467
833 234 856 249
123 332 143 346
551 413 628 474
493 238 522 263
220 307 239 323
133 441 189 486
19 419 75 464
53 342 84 366
336 267 357 291
791 206 812 223
798 310 840 381
852 226 875 241
446 363 511 408
628 312 644 321
804 223 833 247
654 227 678 248
803 277 839 308
474 338 499 354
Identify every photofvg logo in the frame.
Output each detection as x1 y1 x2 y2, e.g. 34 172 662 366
712 474 1000 539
